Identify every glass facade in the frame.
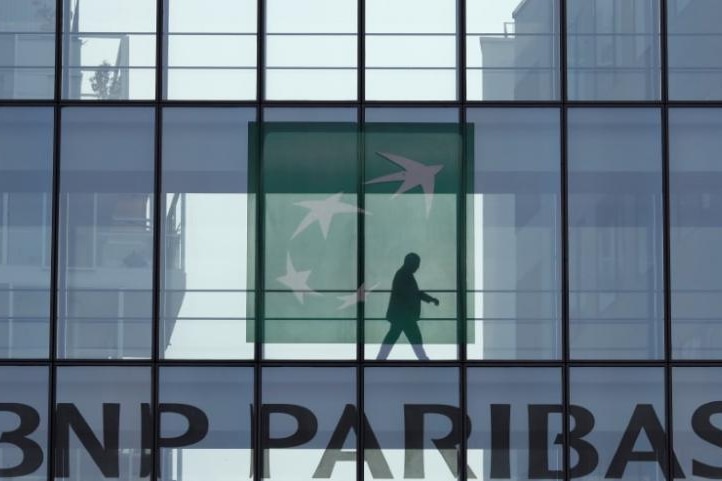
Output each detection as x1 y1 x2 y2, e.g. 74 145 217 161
2 0 722 480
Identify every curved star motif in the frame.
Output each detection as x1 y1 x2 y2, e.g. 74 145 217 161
337 283 378 310
291 193 366 240
276 253 319 304
365 151 444 216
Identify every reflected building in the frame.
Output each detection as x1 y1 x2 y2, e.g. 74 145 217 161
4 0 722 480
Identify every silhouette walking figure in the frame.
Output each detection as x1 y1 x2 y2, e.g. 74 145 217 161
377 253 440 360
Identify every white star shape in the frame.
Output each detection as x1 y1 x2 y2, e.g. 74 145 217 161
276 253 320 304
291 193 365 239
365 151 444 215
337 283 378 310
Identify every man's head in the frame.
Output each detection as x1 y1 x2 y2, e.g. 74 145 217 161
403 252 421 272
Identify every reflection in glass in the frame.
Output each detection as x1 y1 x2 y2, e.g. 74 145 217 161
159 367 253 481
673 368 722 480
364 108 459 360
0 0 55 99
468 368 562 481
58 108 155 359
55 367 150 481
266 0 357 100
466 0 559 100
0 108 53 358
62 0 156 100
263 368 355 481
0 366 48 480
263 109 358 359
365 0 457 100
365 367 459 480
568 109 663 359
668 0 722 100
161 108 255 359
467 109 560 359
670 109 722 358
570 368 666 481
567 0 661 100
164 0 256 100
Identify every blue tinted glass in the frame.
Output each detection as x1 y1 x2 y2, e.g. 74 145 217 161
159 367 253 481
668 0 722 100
161 107 255 359
568 108 663 359
468 368 562 480
467 108 561 359
466 0 560 101
0 366 48 480
570 368 666 481
0 107 53 358
263 367 355 481
0 0 55 99
365 367 459 480
58 107 155 359
55 367 150 481
669 109 722 359
567 0 661 100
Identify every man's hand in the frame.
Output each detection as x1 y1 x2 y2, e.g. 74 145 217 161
432 298 440 306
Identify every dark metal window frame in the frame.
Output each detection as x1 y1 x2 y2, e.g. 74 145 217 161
1 0 722 480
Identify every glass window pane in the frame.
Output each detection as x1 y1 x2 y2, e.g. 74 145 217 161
365 367 459 480
569 368 665 481
161 108 255 359
262 367 355 481
365 108 459 361
568 109 663 359
266 0 357 100
164 0 257 100
467 109 561 360
669 109 722 359
468 368 562 481
0 108 53 358
567 0 661 100
159 367 253 481
262 108 358 360
62 0 156 100
58 107 155 359
365 0 457 100
0 0 55 99
55 367 150 481
673 367 722 480
466 0 559 100
668 0 722 100
0 366 48 480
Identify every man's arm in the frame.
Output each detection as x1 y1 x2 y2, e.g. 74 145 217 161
419 291 440 306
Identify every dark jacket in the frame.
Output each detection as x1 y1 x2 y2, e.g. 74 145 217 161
386 267 433 323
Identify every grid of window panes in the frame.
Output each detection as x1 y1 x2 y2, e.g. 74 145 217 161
2 0 722 480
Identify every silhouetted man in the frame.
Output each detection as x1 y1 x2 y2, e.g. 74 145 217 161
377 253 439 360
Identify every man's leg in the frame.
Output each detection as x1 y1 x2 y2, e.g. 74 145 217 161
404 322 429 361
377 323 402 360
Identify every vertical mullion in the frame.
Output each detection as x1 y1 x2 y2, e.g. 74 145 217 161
49 0 64 474
357 106 365 481
258 0 265 104
458 110 468 481
459 0 468 477
560 105 570 481
458 0 466 103
662 108 673 481
559 0 567 102
48 53 63 481
358 0 365 103
254 0 265 476
357 0 365 477
150 0 164 477
253 108 265 481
